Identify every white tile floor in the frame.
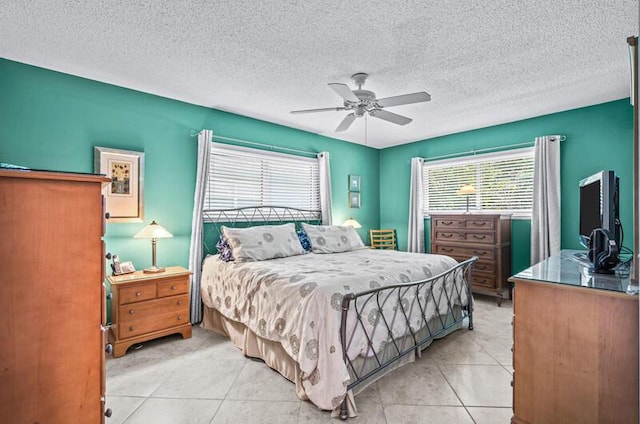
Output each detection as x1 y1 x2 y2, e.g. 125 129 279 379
106 296 514 423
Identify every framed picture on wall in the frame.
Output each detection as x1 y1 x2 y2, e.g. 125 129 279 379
349 191 361 208
94 147 145 223
349 174 361 192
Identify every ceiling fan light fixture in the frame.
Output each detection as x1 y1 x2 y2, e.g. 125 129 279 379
290 72 430 132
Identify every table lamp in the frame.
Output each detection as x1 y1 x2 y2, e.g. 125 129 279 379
134 220 173 273
342 218 362 228
457 184 477 213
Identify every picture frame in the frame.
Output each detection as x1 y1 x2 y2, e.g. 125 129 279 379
94 147 145 223
348 174 361 192
349 191 361 208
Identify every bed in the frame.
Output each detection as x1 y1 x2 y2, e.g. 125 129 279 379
198 207 476 419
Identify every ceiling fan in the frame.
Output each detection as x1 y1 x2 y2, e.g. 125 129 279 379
290 73 431 132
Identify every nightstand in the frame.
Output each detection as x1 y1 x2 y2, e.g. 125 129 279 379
107 266 192 357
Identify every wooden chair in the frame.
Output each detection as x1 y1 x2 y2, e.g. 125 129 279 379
369 229 397 250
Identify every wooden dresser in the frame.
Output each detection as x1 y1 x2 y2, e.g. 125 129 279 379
430 213 511 305
108 266 192 357
509 251 639 424
0 169 111 423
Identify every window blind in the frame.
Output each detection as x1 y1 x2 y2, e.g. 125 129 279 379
205 143 320 219
422 147 534 217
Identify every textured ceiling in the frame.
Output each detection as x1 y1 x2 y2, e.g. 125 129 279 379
1 1 638 148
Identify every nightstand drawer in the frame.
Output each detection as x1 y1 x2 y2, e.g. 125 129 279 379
120 283 156 304
157 277 189 297
118 294 189 323
119 310 189 338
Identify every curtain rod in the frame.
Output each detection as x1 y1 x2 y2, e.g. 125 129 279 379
190 130 317 157
423 135 566 162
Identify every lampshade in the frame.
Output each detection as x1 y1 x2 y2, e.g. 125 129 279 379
457 184 477 195
134 220 173 239
134 221 172 273
343 218 362 229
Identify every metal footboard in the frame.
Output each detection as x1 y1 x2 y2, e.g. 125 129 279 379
338 256 477 420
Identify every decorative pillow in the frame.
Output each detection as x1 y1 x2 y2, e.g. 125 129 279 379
222 223 305 262
301 223 365 254
216 234 234 262
297 228 312 252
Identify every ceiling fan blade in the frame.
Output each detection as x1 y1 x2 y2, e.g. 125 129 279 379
335 113 356 132
376 91 431 108
290 107 346 114
328 83 360 103
369 109 412 125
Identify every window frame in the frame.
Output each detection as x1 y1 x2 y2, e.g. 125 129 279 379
423 147 535 219
204 142 321 221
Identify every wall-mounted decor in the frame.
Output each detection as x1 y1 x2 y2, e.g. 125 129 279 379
349 174 361 192
94 147 145 223
349 191 361 208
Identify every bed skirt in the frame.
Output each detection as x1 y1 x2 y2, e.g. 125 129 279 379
200 304 464 415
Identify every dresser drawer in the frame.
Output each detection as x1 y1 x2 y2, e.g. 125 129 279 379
464 231 496 244
120 283 156 304
119 309 189 338
473 261 495 274
433 230 465 242
157 277 189 297
472 272 496 289
433 217 467 228
118 294 190 323
465 219 495 230
432 244 496 261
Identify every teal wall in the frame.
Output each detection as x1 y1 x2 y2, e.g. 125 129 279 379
0 58 380 272
380 99 634 274
1 57 633 279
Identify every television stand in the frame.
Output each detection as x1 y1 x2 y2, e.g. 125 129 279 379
508 250 638 423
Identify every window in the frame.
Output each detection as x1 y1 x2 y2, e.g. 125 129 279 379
422 147 534 218
205 143 320 219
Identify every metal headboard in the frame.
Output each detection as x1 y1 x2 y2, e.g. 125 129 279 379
202 206 322 256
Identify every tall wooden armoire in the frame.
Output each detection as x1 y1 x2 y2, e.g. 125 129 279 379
0 169 111 423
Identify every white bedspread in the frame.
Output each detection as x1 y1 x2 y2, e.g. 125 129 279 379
200 249 467 410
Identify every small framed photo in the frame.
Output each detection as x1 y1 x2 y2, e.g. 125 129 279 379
94 147 145 223
348 175 361 192
349 192 361 209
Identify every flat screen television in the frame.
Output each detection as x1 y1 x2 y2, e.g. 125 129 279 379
579 170 620 248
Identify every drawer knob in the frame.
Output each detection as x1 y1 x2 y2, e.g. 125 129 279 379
129 310 135 315
442 248 453 252
105 252 112 260
129 326 134 332
136 292 141 297
171 285 177 290
442 221 452 225
177 315 183 321
105 344 113 354
473 235 486 240
104 408 112 418
106 292 113 301
105 212 111 220
177 300 183 305
510 380 514 387
473 250 487 255
442 233 453 238
472 222 487 226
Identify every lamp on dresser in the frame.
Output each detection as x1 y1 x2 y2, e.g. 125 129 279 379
134 220 173 273
457 184 476 213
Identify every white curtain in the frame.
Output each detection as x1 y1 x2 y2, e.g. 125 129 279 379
531 135 561 265
408 157 425 253
318 151 332 225
188 129 212 323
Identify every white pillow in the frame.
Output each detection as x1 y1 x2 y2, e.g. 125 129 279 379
222 223 305 262
301 223 365 254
